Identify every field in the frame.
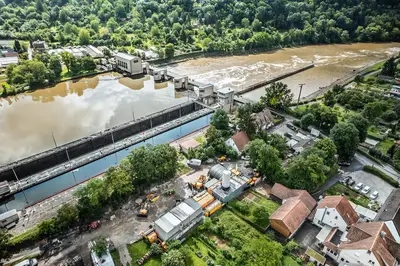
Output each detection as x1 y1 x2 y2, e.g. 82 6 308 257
377 138 395 154
229 190 280 228
127 240 162 266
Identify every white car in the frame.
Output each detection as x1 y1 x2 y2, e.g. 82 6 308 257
370 191 379 200
354 183 364 191
361 186 371 195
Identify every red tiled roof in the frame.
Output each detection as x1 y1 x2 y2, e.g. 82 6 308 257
318 196 359 226
339 222 400 266
230 131 249 152
270 183 317 236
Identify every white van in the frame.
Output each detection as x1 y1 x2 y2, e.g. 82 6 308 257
14 258 38 266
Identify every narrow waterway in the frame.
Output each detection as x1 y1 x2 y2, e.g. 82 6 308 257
0 113 212 212
0 73 187 165
168 43 400 101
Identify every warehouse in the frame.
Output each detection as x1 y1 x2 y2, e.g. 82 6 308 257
154 198 203 241
115 52 143 75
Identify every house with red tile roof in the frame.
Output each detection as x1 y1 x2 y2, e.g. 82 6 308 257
321 222 400 266
269 183 317 238
225 131 249 155
313 196 359 233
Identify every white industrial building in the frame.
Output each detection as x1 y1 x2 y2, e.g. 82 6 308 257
115 52 143 75
154 198 203 241
217 87 235 112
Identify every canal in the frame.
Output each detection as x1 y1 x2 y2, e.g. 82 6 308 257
0 112 212 212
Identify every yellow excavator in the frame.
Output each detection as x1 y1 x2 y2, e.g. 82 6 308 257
191 175 208 190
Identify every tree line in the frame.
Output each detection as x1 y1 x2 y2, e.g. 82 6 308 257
0 0 399 55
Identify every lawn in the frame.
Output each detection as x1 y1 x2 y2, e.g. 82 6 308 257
110 249 122 266
283 256 301 266
229 190 280 228
326 184 370 208
377 138 395 154
127 240 162 266
194 135 206 144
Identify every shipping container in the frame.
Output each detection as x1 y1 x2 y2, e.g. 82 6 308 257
197 194 215 208
205 200 224 217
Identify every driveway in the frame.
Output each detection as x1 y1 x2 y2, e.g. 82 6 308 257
348 170 395 205
293 221 321 250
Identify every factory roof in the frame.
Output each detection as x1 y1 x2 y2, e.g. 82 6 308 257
154 198 201 233
0 209 17 221
217 87 234 94
116 52 139 61
204 178 219 189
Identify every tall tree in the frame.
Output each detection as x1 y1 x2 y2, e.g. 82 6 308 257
78 28 90 45
162 250 186 266
261 82 294 110
246 139 283 182
210 109 230 131
48 55 62 78
381 57 397 77
330 122 359 161
165 43 175 59
0 229 11 261
348 114 369 143
60 52 74 72
237 103 257 137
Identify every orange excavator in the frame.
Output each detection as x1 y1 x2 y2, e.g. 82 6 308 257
191 175 208 190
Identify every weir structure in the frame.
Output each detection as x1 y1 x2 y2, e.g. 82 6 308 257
0 101 213 198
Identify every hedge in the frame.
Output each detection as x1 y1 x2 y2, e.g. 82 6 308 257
363 165 399 187
9 226 40 246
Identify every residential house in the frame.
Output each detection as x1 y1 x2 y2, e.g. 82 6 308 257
225 131 249 155
375 188 400 242
322 222 400 266
269 183 317 238
251 109 274 130
313 196 359 232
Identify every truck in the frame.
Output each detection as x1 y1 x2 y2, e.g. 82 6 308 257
187 159 201 168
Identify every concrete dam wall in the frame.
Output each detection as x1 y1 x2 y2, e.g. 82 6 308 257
0 101 204 182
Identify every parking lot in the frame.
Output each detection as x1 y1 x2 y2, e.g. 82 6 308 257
348 170 395 205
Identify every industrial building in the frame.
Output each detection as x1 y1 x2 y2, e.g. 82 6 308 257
207 164 255 203
217 87 235 112
115 52 143 75
154 198 203 241
48 45 104 58
0 209 19 228
173 76 188 89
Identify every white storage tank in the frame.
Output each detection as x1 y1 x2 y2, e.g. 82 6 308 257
222 170 231 190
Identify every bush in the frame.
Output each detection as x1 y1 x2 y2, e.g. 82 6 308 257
363 165 399 187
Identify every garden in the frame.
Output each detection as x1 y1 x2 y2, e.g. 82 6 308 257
228 190 280 229
326 184 372 209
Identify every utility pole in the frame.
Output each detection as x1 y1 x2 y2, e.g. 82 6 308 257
51 131 58 147
131 108 135 121
297 83 305 106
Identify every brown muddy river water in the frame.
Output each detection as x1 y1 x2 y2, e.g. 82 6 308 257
168 43 400 101
0 73 187 164
1 43 400 165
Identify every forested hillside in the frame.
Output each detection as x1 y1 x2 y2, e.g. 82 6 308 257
0 0 399 53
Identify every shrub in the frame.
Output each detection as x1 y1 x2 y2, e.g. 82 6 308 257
363 165 399 187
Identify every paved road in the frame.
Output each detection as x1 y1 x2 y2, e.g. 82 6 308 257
354 153 399 181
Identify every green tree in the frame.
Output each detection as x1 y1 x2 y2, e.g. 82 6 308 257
48 55 62 78
92 237 108 257
362 102 385 122
381 57 397 77
348 114 369 142
56 203 79 230
330 122 359 161
381 110 398 122
74 178 106 221
78 28 90 45
0 229 11 261
323 90 336 107
300 113 315 129
81 56 96 71
237 103 257 137
165 43 175 59
246 139 283 182
261 82 294 110
161 249 185 266
150 243 163 257
13 40 22 53
104 166 134 202
38 218 58 237
252 205 269 226
210 109 230 131
60 52 74 72
312 138 337 167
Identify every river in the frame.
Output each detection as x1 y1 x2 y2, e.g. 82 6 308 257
0 73 188 165
168 43 400 101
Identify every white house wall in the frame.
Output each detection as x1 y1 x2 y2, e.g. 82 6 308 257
339 249 379 266
313 207 348 232
385 221 400 243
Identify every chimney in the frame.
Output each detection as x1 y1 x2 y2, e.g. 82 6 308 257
222 170 231 190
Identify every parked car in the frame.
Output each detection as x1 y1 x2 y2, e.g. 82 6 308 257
370 191 379 200
354 183 364 191
361 186 371 195
347 179 355 186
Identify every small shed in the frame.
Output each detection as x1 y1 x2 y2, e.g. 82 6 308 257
305 247 326 265
180 138 201 154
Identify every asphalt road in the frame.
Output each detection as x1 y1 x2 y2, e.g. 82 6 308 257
354 153 399 181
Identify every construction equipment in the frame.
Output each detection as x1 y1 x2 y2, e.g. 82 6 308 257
137 202 149 217
217 156 227 162
146 193 160 202
191 175 208 190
